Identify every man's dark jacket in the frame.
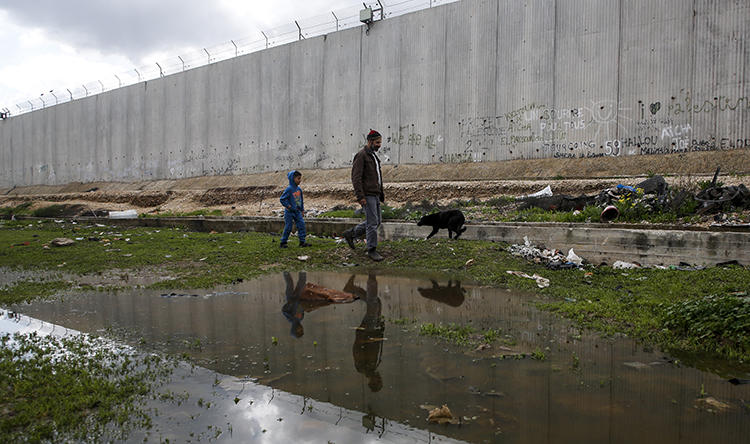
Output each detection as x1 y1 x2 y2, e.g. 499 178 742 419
351 146 384 202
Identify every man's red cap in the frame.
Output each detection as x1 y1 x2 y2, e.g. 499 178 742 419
367 129 381 140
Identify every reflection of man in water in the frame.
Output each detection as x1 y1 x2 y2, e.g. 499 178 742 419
345 273 385 392
282 271 307 338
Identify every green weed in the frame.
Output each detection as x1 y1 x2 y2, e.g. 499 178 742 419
0 332 173 443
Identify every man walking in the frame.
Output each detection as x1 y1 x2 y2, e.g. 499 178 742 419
343 130 385 261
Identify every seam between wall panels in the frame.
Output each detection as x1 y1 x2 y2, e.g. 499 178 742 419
615 0 623 146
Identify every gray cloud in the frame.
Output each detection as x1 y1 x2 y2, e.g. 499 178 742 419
0 0 250 61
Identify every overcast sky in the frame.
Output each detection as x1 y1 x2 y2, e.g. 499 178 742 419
0 0 371 111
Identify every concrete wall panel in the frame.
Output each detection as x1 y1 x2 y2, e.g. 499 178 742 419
1 0 748 187
125 83 146 181
52 102 70 184
235 52 264 174
259 44 291 173
617 0 693 157
289 37 325 170
183 66 209 178
0 119 10 186
397 7 447 165
321 27 361 168
693 0 750 154
552 0 621 160
360 19 402 167
143 77 167 180
205 62 232 177
65 98 83 182
29 108 45 185
95 93 112 181
109 87 128 181
445 0 499 163
164 71 186 178
495 0 555 162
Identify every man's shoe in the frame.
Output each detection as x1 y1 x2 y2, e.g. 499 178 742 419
343 229 356 249
299 242 312 247
280 243 288 249
367 249 384 262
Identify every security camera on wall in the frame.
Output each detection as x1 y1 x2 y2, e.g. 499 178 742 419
360 7 373 24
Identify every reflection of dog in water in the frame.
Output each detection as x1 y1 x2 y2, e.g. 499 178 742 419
417 209 467 239
417 280 466 307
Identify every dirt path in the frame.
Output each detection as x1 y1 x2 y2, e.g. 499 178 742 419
2 151 747 217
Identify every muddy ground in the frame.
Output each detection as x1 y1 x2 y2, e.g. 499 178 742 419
1 152 748 219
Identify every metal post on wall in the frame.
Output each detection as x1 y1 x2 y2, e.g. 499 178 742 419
231 39 238 56
261 31 269 49
156 62 164 77
82 84 89 96
27 100 34 111
40 94 46 108
332 11 339 31
50 90 57 104
115 74 122 87
66 89 73 100
134 69 142 82
295 21 305 40
178 56 185 71
98 80 105 92
204 48 211 64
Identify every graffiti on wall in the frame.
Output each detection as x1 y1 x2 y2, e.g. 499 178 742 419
449 90 749 163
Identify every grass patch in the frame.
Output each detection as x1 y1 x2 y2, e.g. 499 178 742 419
0 202 33 218
0 331 173 443
0 281 73 304
506 206 601 223
317 209 361 218
31 205 70 218
140 209 223 218
419 322 504 347
660 294 750 360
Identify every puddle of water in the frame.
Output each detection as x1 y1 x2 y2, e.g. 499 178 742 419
11 271 750 444
0 311 458 444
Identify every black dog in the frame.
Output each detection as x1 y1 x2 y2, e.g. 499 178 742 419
417 209 467 240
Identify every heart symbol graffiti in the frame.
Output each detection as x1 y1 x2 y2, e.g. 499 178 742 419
649 102 661 115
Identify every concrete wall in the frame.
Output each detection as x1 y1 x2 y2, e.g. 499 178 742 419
1 0 749 187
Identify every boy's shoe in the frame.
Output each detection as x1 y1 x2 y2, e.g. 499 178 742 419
280 243 288 249
299 242 312 247
367 249 384 262
343 229 356 249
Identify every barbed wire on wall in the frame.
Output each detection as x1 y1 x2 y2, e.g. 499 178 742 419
2 0 458 118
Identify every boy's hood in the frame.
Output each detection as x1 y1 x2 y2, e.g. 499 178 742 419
287 170 299 187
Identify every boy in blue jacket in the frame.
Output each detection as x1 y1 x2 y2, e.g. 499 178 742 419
279 170 311 248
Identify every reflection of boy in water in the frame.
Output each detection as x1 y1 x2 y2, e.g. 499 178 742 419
345 273 385 392
281 271 307 338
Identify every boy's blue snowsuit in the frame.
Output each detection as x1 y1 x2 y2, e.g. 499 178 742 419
279 170 306 245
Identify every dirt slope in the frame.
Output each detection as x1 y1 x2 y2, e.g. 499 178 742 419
1 151 747 217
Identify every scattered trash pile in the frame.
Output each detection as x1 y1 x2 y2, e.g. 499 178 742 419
695 183 750 214
517 167 750 223
507 237 733 273
508 236 584 270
